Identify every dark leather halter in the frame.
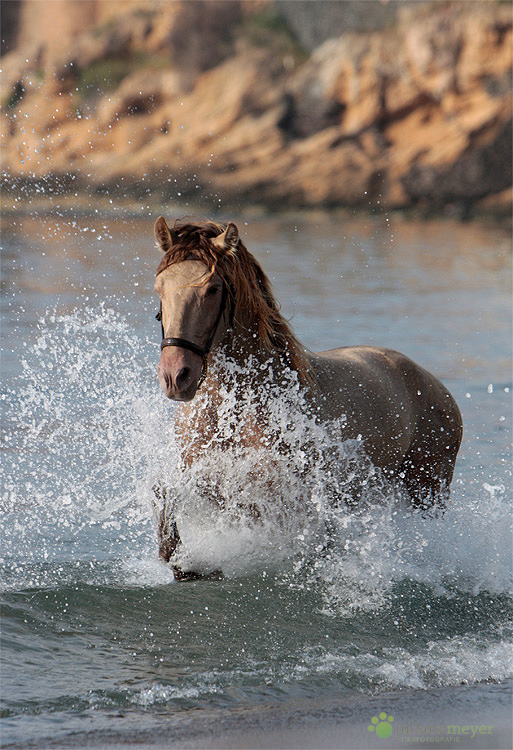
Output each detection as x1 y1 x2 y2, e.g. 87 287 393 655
156 283 231 388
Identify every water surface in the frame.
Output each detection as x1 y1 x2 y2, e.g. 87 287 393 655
1 210 511 748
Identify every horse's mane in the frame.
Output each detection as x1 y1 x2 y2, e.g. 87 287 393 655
156 220 311 384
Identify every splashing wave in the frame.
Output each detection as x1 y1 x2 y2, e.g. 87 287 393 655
1 308 511 617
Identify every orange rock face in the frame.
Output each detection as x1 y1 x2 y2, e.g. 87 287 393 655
1 0 511 212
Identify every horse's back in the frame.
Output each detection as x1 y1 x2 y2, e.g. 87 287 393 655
314 345 455 405
313 344 461 437
311 344 435 409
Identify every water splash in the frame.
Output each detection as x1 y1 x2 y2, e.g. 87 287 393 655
1 306 162 587
154 349 383 579
304 479 512 615
1 308 511 616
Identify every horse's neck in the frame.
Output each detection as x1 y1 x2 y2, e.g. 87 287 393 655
205 323 279 397
230 324 268 362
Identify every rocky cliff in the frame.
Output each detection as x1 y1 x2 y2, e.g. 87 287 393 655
1 0 511 214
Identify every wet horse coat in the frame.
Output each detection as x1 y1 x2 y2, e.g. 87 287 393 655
153 218 463 579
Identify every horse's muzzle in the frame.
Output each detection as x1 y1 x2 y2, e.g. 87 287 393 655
158 347 203 400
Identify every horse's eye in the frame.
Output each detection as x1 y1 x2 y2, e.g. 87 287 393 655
206 286 219 297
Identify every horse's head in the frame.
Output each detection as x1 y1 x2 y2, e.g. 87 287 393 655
154 217 238 401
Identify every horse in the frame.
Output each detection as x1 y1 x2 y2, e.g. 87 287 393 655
152 217 463 580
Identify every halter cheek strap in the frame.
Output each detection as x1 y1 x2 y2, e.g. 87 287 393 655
156 283 232 388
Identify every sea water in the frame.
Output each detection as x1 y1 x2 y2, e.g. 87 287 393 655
1 210 511 748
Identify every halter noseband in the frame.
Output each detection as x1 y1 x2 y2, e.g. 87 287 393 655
156 283 231 388
159 337 209 358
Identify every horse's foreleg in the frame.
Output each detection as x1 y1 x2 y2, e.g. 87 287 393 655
152 483 182 562
158 508 181 562
153 483 223 581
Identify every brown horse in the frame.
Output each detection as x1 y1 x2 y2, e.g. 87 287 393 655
153 217 462 580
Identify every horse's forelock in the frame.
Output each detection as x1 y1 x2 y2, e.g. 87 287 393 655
156 221 226 277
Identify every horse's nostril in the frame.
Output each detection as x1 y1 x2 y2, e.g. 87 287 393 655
175 367 191 389
158 364 172 391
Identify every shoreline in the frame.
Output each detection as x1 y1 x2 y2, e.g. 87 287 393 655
5 682 512 750
1 190 511 230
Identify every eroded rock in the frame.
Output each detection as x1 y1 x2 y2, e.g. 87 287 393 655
1 0 511 213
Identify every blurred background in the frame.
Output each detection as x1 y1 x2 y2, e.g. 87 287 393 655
1 0 511 217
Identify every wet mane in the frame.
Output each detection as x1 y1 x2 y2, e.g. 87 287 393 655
156 220 310 383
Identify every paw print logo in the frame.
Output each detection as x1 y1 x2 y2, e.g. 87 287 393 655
368 712 394 739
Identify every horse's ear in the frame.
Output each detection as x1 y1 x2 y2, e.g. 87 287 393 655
154 216 175 253
213 223 239 255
